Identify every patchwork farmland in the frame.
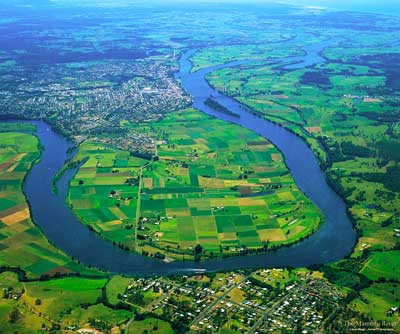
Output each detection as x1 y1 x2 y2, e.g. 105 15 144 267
69 109 321 260
0 123 95 278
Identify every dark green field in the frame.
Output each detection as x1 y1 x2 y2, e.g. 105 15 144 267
0 125 93 278
0 124 130 333
69 109 321 260
199 26 400 324
0 1 400 333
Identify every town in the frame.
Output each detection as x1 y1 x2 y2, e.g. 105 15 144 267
0 56 191 154
107 269 353 334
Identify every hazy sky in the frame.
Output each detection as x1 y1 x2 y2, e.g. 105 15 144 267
284 0 397 6
38 0 400 15
280 0 400 14
163 0 400 14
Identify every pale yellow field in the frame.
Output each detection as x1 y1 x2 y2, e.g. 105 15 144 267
223 180 259 187
109 207 128 219
1 207 30 225
289 225 305 236
229 288 246 304
218 232 237 241
166 208 191 217
271 153 281 162
306 126 322 133
257 228 286 242
187 198 210 210
199 176 224 188
209 198 238 207
278 191 295 201
6 153 26 172
249 144 271 152
258 178 272 183
238 198 265 206
102 220 123 231
71 199 94 209
177 167 189 176
143 177 153 189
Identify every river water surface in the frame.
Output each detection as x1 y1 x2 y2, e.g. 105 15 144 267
19 38 356 275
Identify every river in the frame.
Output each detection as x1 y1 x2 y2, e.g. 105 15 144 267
18 38 356 275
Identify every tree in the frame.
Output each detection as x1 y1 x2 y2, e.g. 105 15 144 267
9 307 20 323
194 244 203 254
194 244 203 261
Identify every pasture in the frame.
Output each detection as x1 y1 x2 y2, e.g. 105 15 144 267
70 109 322 260
205 35 400 256
128 317 174 334
69 142 148 250
0 126 95 279
360 251 400 281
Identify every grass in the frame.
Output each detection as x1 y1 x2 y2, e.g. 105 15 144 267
250 268 291 288
106 275 132 305
128 317 174 334
24 277 107 321
0 269 131 333
195 28 400 323
0 123 130 333
352 283 400 321
189 42 300 72
0 270 126 334
360 251 400 281
68 142 147 250
22 276 131 328
69 109 322 260
0 126 98 279
0 272 45 334
203 36 400 239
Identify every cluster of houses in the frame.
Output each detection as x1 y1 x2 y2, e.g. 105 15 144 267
112 270 345 334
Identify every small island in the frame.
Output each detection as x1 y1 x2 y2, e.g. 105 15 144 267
204 97 240 117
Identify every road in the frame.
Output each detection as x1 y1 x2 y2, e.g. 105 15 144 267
189 275 247 330
133 166 144 252
247 281 308 334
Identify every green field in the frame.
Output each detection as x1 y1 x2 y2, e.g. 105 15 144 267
128 317 174 334
200 33 400 254
0 126 96 278
197 29 400 322
1 3 400 332
189 40 299 72
353 283 400 320
360 251 400 281
69 109 322 259
68 142 147 250
24 277 131 325
0 124 132 333
0 271 133 333
106 275 133 306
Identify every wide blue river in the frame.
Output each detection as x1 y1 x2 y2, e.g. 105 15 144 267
20 39 356 275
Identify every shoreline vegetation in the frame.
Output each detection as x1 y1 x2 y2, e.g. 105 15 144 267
67 107 323 262
204 73 360 243
204 97 240 118
188 17 400 327
0 124 104 279
0 2 399 332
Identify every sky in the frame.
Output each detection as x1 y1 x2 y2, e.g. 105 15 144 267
292 0 400 15
13 0 400 15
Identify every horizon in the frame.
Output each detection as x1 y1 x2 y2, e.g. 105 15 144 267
9 0 400 16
